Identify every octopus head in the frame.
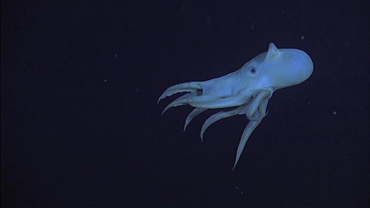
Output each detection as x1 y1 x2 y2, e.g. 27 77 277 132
260 43 314 90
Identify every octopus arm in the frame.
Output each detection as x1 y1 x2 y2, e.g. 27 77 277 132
200 103 251 141
183 108 207 131
232 89 271 170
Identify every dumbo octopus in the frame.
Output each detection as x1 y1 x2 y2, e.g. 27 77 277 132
158 43 313 170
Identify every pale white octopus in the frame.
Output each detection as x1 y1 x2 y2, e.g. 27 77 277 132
158 43 313 170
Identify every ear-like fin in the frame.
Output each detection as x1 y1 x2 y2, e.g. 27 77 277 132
264 43 280 61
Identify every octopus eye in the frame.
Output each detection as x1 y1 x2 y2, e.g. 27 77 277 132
249 67 257 74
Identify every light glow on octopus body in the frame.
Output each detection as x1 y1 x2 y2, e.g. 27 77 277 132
158 43 313 170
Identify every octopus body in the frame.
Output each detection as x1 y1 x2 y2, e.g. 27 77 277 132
158 43 313 170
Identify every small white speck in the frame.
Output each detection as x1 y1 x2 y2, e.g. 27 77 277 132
104 79 107 82
301 36 305 39
333 111 337 115
114 54 118 58
241 192 243 194
250 23 255 30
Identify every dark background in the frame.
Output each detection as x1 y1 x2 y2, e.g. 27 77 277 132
1 0 369 207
